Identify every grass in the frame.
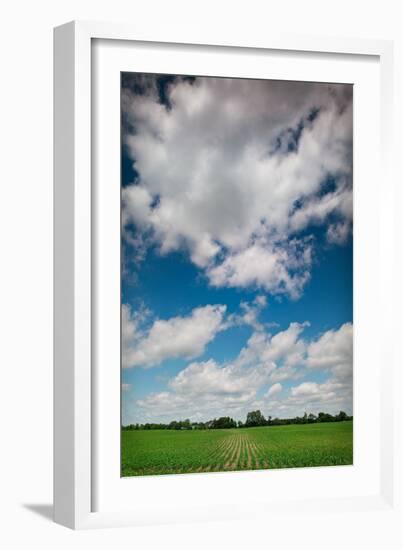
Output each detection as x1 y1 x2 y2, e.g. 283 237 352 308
121 420 353 476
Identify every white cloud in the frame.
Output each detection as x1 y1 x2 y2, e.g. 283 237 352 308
122 383 131 392
131 321 353 422
229 294 268 331
136 356 265 420
121 303 151 368
265 324 354 417
169 358 271 398
291 381 337 398
236 321 308 371
207 239 312 299
122 303 227 368
268 366 300 383
122 303 137 348
266 383 282 397
326 221 351 245
306 322 353 381
122 77 352 297
254 295 267 308
122 296 271 369
136 390 255 423
134 322 308 421
278 379 352 416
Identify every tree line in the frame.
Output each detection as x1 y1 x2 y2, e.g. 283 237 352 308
122 409 352 431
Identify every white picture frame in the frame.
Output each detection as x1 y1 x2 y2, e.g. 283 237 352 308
54 20 399 531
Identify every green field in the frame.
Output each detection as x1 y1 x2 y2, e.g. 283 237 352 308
121 421 353 476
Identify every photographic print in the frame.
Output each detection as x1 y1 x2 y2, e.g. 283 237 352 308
121 73 353 477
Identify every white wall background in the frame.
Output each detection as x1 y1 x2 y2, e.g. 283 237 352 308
0 0 401 548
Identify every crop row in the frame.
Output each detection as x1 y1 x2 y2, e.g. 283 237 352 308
121 421 353 476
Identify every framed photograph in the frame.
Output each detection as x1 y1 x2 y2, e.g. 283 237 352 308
119 74 355 477
54 21 398 530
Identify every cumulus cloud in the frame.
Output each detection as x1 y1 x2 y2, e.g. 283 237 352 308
266 383 282 397
236 321 308 371
137 357 269 421
122 75 352 297
265 324 354 417
206 238 312 299
306 322 353 381
132 320 353 422
121 302 151 368
136 390 255 423
326 221 351 245
291 381 339 398
134 322 308 420
122 303 227 368
278 379 352 416
122 295 271 369
229 294 268 331
169 358 271 397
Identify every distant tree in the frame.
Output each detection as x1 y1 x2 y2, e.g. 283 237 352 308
121 409 353 431
245 410 266 427
211 416 237 429
193 422 207 430
317 412 334 423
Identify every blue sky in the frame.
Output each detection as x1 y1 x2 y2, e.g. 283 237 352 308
121 74 353 424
